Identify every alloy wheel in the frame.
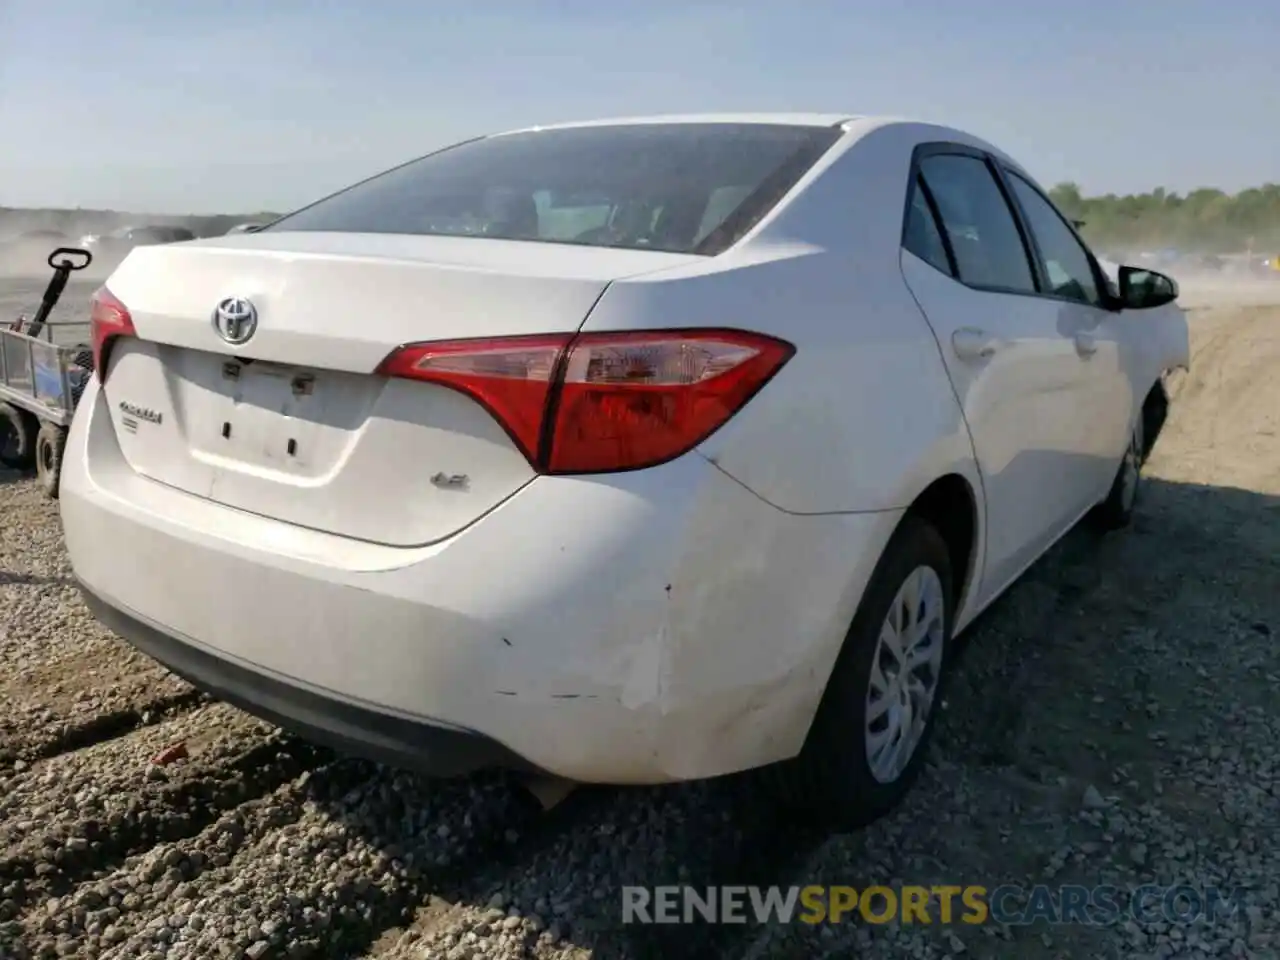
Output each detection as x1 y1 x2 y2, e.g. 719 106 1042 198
864 565 946 784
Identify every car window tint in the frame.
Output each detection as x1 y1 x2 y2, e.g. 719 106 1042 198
918 154 1036 293
533 190 613 241
903 176 952 275
263 123 842 256
1006 173 1103 305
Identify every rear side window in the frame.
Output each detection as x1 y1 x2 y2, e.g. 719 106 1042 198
264 123 843 256
903 176 953 275
918 154 1036 293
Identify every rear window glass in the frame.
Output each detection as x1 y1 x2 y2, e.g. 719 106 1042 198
263 123 842 256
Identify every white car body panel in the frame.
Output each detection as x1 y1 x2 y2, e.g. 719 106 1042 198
584 246 979 519
63 378 901 781
61 113 1190 783
1131 299 1191 380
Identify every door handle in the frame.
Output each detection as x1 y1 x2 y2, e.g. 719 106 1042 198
1074 332 1098 357
951 327 1000 362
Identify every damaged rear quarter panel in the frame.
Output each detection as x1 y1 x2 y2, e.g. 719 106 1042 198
642 460 903 780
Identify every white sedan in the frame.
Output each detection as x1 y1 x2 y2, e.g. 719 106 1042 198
61 113 1189 829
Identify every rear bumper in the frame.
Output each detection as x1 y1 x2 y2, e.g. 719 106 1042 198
79 580 536 778
61 378 898 783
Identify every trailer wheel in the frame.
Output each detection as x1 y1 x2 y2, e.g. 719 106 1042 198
0 402 38 470
35 422 68 499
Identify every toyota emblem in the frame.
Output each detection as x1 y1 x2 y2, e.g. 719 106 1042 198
213 296 258 345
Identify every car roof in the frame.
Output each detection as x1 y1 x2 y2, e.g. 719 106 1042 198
485 113 1011 168
493 112 861 136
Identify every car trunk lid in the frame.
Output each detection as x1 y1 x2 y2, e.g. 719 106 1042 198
97 234 698 546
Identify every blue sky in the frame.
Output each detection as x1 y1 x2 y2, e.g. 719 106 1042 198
0 0 1274 214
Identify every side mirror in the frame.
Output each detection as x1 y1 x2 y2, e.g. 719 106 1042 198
1118 265 1178 309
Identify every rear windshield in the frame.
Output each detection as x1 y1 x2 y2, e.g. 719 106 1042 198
263 122 842 256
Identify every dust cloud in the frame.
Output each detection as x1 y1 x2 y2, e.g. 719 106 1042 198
1172 272 1280 309
0 213 117 282
2 212 1277 310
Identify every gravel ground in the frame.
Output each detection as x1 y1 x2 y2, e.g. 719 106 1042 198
0 276 1277 960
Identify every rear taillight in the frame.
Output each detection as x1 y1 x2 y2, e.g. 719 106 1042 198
376 329 794 475
376 334 569 465
89 286 136 382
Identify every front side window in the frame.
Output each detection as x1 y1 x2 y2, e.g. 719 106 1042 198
1006 173 1103 306
264 123 843 256
918 154 1036 294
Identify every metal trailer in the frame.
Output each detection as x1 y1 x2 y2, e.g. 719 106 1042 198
0 248 96 499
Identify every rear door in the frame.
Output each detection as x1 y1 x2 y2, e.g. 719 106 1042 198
899 145 1102 598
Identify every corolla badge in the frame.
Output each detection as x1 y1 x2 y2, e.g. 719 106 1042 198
117 401 162 424
213 296 258 345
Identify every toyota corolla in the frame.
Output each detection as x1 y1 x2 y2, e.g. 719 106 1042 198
61 114 1189 828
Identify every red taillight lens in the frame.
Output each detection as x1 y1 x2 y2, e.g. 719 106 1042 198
547 331 793 473
375 334 570 464
89 286 136 382
376 328 793 475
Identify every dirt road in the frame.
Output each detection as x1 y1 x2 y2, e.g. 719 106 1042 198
0 281 1276 960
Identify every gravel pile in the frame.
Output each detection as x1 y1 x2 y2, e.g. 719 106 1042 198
0 296 1276 959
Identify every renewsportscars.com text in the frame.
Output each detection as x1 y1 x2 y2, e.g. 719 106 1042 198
621 884 1248 926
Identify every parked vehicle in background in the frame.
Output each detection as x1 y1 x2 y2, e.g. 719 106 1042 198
7 228 71 246
0 230 74 270
61 113 1190 830
79 225 197 265
224 223 266 235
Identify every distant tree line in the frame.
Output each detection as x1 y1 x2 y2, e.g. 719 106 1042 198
1048 182 1280 255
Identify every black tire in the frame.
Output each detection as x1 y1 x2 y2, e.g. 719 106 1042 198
0 402 38 470
1090 413 1144 531
35 421 67 500
70 346 95 407
69 374 89 409
763 515 955 830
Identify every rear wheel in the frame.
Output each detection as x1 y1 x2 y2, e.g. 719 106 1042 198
35 421 67 499
0 402 37 470
766 516 955 829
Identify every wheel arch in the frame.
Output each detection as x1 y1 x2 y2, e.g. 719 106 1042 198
795 466 985 749
902 472 982 619
775 469 985 798
1140 377 1170 463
